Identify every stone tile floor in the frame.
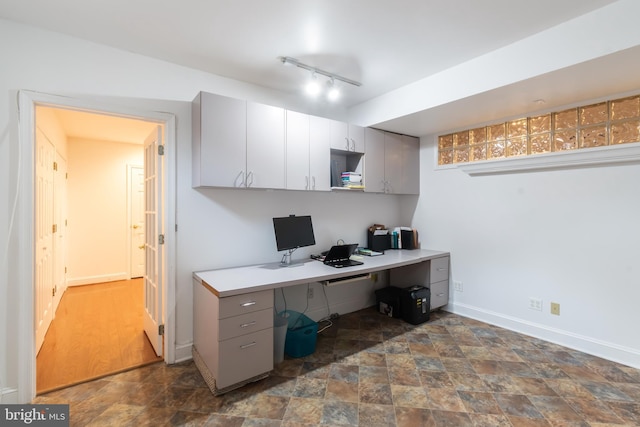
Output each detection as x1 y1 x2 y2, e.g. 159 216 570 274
33 309 640 426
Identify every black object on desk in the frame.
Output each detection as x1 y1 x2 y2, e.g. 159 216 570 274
368 231 391 252
323 244 363 268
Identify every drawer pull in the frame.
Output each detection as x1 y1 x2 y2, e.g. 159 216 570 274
437 293 445 297
241 301 257 307
240 342 257 349
436 268 447 271
240 321 256 328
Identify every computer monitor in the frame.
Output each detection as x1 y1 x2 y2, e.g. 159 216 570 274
273 215 316 266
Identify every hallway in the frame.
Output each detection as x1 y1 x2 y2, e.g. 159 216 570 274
36 278 162 394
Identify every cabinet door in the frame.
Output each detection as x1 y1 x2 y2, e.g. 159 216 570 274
384 133 420 194
196 92 247 187
364 128 386 193
348 124 365 153
430 256 449 283
286 110 310 190
383 132 404 194
400 135 420 195
430 280 449 310
217 328 273 389
246 102 285 189
309 116 331 191
329 119 350 151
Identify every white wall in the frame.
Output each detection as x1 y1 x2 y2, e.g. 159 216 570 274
0 19 408 401
66 137 143 285
414 139 640 367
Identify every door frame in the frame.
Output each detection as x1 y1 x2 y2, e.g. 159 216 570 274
16 90 177 402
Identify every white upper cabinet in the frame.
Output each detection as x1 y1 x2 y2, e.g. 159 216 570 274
399 134 420 195
286 112 330 191
363 128 386 193
309 116 331 191
192 92 285 189
364 129 420 195
193 91 417 193
330 120 365 153
285 110 309 191
192 92 246 188
246 101 285 189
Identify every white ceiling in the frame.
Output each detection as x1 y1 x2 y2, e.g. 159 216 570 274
3 0 639 139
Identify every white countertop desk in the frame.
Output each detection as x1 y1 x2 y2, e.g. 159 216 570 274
192 248 450 395
193 248 450 296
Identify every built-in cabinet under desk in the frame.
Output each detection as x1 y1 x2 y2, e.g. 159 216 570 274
192 249 450 395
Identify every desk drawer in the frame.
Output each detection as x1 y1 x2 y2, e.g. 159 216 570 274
430 280 449 309
217 328 273 389
430 256 449 284
219 308 273 341
219 290 273 319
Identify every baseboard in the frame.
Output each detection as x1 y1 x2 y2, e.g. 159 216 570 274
174 343 194 364
67 273 129 286
1 387 18 404
448 302 640 369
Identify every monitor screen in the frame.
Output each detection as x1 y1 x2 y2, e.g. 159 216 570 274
273 215 316 252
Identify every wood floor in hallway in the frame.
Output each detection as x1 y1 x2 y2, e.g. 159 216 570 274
36 278 162 394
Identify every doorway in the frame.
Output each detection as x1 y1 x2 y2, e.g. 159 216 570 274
16 91 176 402
34 106 162 393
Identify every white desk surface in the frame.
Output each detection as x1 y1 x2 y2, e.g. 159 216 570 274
194 249 449 297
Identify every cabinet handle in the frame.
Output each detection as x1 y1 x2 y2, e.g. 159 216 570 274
437 293 445 297
305 176 309 190
344 137 349 150
240 342 257 349
311 176 316 190
240 321 256 328
234 170 245 187
350 138 355 151
436 268 447 271
241 301 257 307
246 171 254 187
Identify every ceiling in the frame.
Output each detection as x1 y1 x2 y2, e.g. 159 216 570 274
3 0 639 139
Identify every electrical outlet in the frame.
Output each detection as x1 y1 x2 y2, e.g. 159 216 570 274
550 302 560 315
308 287 314 299
453 281 463 292
529 297 542 311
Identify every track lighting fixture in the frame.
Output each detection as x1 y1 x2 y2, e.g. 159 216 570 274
279 56 360 101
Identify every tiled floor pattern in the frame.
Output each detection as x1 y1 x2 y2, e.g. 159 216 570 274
34 309 640 426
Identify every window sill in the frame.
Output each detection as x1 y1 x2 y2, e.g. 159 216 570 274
457 142 640 176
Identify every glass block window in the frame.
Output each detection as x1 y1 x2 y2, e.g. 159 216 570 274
438 94 640 165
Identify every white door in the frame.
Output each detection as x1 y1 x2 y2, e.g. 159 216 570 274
35 128 55 354
52 153 67 314
143 126 164 356
129 165 145 278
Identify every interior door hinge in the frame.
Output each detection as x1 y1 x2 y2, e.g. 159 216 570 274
53 161 58 171
158 324 165 336
52 224 57 233
158 234 165 245
158 145 165 156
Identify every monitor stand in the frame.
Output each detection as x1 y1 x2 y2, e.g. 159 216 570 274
280 249 304 267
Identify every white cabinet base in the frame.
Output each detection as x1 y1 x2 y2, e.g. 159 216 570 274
193 346 270 396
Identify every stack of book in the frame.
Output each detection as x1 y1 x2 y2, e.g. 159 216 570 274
341 172 364 189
